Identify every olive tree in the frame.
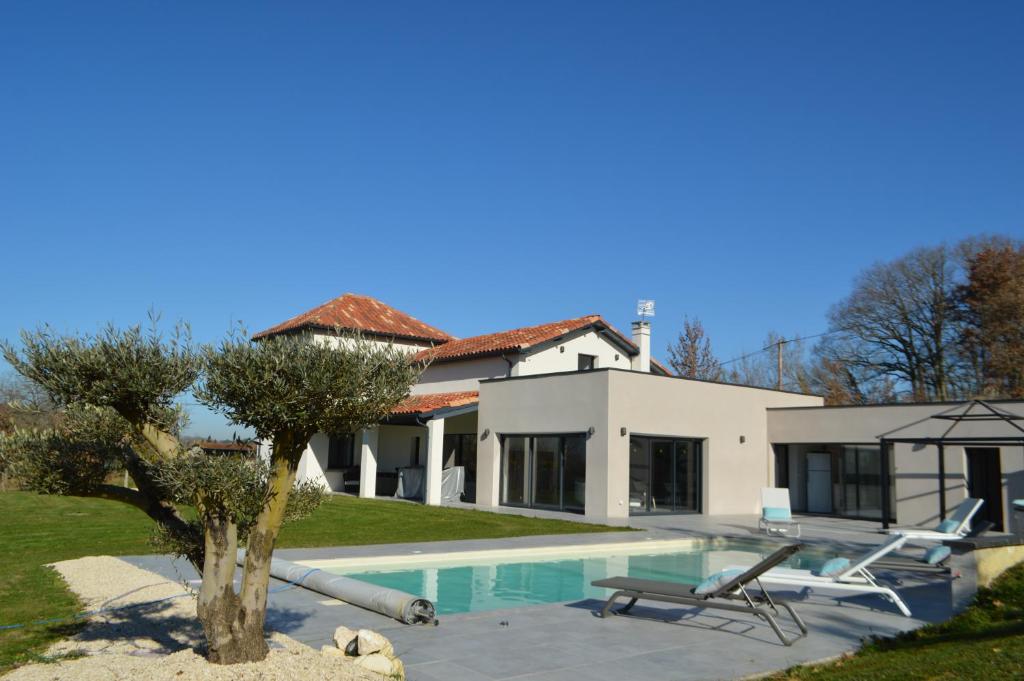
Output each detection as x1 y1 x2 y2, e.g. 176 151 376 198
0 321 421 664
190 331 422 662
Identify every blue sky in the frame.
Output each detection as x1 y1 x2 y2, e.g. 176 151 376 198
2 2 1021 437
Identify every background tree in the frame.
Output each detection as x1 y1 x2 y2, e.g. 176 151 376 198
820 245 962 401
956 238 1024 398
666 317 722 380
725 332 814 393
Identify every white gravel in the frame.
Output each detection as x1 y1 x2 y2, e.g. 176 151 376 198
4 556 385 681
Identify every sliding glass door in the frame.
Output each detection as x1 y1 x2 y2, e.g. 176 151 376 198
500 434 587 513
629 436 702 514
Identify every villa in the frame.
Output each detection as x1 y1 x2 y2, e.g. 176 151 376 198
255 293 1024 532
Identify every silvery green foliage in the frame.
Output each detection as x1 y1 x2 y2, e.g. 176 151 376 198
1 316 200 427
155 450 327 542
0 404 130 495
197 330 422 445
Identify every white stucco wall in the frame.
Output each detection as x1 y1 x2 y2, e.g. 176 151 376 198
413 357 510 394
311 331 434 355
513 329 634 376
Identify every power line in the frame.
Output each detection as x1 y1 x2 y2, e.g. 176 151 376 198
718 330 840 367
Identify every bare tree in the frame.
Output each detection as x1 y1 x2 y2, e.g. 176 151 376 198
822 245 961 401
725 332 814 393
667 317 722 380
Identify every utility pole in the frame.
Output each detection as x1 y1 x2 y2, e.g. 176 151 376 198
776 340 783 391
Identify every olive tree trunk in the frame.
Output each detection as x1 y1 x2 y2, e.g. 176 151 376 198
195 436 304 664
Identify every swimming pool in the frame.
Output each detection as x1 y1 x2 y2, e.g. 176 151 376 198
309 539 830 615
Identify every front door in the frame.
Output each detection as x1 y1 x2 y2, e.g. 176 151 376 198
966 448 1004 531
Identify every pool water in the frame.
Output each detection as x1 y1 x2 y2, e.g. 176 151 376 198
328 541 829 615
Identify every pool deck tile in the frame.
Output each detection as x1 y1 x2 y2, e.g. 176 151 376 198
120 512 968 681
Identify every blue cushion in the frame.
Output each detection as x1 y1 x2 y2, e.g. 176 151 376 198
813 557 850 578
924 546 951 565
936 519 959 534
694 568 745 595
762 507 792 521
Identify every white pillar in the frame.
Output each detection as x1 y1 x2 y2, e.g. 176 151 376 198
359 428 379 498
425 418 445 506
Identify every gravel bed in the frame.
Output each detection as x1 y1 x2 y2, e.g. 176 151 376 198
4 556 383 681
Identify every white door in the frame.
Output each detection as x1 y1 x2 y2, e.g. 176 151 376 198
806 452 833 513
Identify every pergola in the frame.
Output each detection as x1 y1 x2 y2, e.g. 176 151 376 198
876 399 1024 530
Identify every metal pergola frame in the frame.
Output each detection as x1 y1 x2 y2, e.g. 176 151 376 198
876 400 1024 529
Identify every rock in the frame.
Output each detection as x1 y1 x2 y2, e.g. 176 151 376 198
354 652 398 676
356 629 394 658
320 645 346 658
332 625 357 651
391 656 406 679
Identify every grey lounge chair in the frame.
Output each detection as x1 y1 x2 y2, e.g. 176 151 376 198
591 544 808 646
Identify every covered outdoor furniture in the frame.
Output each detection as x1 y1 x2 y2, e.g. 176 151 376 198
882 498 984 542
729 534 913 616
591 543 808 646
759 487 800 537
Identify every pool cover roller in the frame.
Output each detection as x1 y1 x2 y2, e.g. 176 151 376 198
236 550 437 625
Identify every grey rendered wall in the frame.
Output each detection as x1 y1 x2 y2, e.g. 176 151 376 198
767 402 1024 528
477 370 821 522
605 372 822 517
476 371 613 522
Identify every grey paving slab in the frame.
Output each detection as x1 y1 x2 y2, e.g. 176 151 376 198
119 512 966 681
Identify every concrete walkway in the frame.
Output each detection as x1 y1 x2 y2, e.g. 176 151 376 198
123 513 964 681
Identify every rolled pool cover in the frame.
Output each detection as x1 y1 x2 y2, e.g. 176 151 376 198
236 550 436 625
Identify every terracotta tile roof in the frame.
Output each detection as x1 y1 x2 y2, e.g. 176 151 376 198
409 315 672 375
253 293 454 342
391 391 479 415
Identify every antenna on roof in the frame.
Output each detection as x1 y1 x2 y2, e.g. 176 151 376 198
636 299 655 320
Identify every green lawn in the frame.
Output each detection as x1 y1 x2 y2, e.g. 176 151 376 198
0 491 617 673
771 561 1024 680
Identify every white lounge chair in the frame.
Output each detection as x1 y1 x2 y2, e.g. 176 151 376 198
759 487 800 537
728 534 912 617
883 498 984 542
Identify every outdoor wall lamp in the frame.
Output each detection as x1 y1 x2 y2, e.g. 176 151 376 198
739 435 746 444
587 426 595 436
481 429 490 440
620 427 627 436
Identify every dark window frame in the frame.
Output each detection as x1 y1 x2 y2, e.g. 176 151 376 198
498 433 587 514
577 353 598 371
327 433 355 470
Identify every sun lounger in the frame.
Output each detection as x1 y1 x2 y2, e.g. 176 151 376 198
759 487 800 537
727 534 912 616
592 543 808 646
883 498 984 542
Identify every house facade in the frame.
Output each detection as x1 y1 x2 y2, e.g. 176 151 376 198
255 293 1024 531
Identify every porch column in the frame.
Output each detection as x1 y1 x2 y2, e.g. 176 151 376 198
359 428 378 498
425 418 445 506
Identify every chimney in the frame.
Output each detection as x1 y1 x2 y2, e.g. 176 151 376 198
631 321 651 373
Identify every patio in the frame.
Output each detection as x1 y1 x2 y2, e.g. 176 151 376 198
123 513 965 681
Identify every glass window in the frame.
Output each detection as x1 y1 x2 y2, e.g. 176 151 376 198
501 436 528 505
629 436 702 514
328 433 354 469
500 434 587 512
578 354 597 371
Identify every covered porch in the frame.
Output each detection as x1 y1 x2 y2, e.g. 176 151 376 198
296 391 480 506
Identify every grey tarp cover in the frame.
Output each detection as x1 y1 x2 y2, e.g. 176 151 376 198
236 550 436 625
394 466 424 499
394 466 465 501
